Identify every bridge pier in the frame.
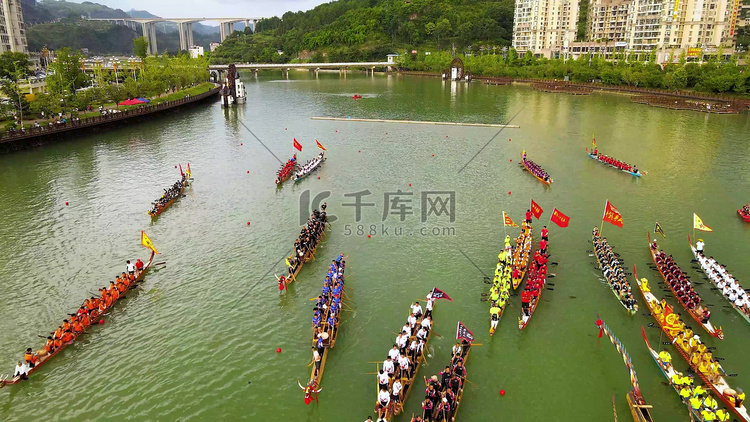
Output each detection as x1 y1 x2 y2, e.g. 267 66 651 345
141 22 158 55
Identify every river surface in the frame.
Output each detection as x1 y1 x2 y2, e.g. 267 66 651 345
1 72 749 421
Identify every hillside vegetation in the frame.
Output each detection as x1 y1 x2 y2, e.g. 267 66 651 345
211 0 514 64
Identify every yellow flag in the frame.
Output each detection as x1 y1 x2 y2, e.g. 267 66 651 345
141 231 160 254
503 211 519 227
693 213 713 232
186 162 191 178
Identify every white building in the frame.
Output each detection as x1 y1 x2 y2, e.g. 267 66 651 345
512 0 580 58
209 42 221 52
189 45 204 58
0 0 28 53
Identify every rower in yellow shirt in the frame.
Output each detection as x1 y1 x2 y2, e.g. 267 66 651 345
658 350 672 371
641 278 650 292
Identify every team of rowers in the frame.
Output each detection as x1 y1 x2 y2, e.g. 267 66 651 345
520 247 548 321
282 204 328 286
592 227 638 313
8 259 145 382
740 204 750 217
651 239 712 323
375 292 435 421
590 149 639 174
413 340 471 422
489 235 512 335
148 173 187 215
294 152 325 181
511 218 533 287
522 151 552 183
657 348 736 421
310 254 346 381
694 242 750 316
641 280 746 408
275 154 298 184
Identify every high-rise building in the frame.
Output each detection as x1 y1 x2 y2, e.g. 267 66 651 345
512 0 581 58
0 0 28 53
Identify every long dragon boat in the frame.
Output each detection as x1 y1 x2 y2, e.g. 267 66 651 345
148 174 188 217
518 246 549 330
648 234 723 339
586 147 642 177
595 318 655 422
275 154 299 185
521 151 553 185
642 326 715 421
278 209 328 291
375 289 442 422
511 221 532 289
302 255 346 402
688 234 750 324
633 265 749 422
0 248 155 387
592 228 638 315
293 152 325 183
489 243 512 336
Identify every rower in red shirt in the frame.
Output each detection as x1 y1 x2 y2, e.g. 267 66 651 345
541 226 549 240
135 258 144 271
539 239 548 254
525 210 532 223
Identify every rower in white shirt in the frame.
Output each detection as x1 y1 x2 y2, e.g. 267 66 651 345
377 388 391 420
410 301 423 318
13 361 28 379
420 315 432 332
424 297 434 318
696 239 705 254
396 332 408 353
401 324 411 338
397 355 410 377
382 357 395 376
391 379 403 400
388 344 401 361
378 370 390 389
407 313 417 329
416 326 427 342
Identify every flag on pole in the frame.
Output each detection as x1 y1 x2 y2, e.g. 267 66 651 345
178 164 184 177
315 139 326 151
293 138 302 151
141 231 159 254
431 288 453 301
550 208 570 228
503 211 519 227
186 163 191 178
602 200 624 228
654 222 666 238
530 199 543 219
693 213 713 232
592 135 596 149
456 321 474 342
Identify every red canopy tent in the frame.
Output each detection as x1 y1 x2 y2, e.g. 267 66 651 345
118 98 146 106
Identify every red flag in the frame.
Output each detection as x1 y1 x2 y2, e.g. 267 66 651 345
315 139 326 151
596 317 603 338
293 138 302 151
178 164 184 177
531 199 543 219
430 287 452 301
602 200 624 228
550 208 570 228
456 321 474 342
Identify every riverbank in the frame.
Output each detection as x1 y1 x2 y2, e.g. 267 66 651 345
0 84 220 153
397 71 750 112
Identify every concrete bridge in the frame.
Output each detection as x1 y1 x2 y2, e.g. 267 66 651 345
209 62 394 78
89 17 262 55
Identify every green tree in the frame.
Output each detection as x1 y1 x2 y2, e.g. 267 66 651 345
106 84 127 106
0 52 32 80
48 48 88 98
29 93 62 117
434 19 452 50
0 63 30 127
665 67 688 90
133 37 148 59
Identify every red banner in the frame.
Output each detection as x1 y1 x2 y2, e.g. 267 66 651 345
178 163 184 177
531 199 543 219
293 138 302 151
602 200 623 228
456 321 474 342
315 139 326 151
550 208 570 228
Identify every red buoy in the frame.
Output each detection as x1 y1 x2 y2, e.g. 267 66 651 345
98 320 104 325
247 222 251 226
335 130 338 133
358 150 361 153
276 348 282 353
317 176 320 179
446 135 449 138
174 165 177 168
500 389 506 396
509 138 511 141
285 128 287 130
408 183 412 187
508 191 511 195
240 143 243 146
432 154 434 157
367 234 371 238
509 159 512 162
65 202 69 206
247 171 250 174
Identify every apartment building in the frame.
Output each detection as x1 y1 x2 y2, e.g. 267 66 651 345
0 0 28 53
512 0 581 58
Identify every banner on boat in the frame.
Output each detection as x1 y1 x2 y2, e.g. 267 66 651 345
550 208 570 228
503 211 519 227
430 287 453 301
531 199 543 219
456 321 474 342
186 163 191 178
178 164 184 177
654 222 666 238
693 213 713 232
293 138 302 151
141 231 159 254
602 200 623 228
315 140 326 151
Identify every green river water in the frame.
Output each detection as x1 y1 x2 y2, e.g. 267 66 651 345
1 72 749 421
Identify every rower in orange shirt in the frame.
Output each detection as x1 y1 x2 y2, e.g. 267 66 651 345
60 330 74 343
72 318 84 334
53 336 63 350
80 312 91 327
44 336 55 354
24 348 38 368
61 319 71 332
53 326 64 340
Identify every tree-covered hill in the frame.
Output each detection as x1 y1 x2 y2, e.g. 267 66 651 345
211 0 514 64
